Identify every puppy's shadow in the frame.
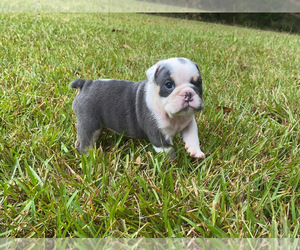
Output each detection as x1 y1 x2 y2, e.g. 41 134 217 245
96 128 137 153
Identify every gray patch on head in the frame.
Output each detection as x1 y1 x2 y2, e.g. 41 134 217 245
155 67 175 98
177 58 188 64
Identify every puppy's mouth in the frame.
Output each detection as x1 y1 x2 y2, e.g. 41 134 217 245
186 101 199 110
181 106 194 113
175 103 196 115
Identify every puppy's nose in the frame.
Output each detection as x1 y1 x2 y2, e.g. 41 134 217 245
184 92 193 102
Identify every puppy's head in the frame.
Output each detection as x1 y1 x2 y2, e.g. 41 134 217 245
146 57 204 118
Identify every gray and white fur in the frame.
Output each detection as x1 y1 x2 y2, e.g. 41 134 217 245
70 57 205 158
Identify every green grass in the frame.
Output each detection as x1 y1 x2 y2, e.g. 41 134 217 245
0 0 199 12
0 13 299 238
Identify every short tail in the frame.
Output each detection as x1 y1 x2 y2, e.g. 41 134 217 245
70 79 86 89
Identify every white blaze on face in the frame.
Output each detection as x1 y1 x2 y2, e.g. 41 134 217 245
167 58 198 83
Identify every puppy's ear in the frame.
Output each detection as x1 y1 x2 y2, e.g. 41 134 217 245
146 62 162 83
194 63 202 82
194 63 200 72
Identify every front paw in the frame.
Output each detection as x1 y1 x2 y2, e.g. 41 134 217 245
186 146 205 159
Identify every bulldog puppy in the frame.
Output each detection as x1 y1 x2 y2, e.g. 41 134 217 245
70 57 205 159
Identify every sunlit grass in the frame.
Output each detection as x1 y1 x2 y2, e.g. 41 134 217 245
0 13 299 237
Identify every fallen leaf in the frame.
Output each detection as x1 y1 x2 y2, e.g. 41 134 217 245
88 195 94 211
216 106 232 114
151 186 161 192
123 44 131 49
285 186 292 193
240 64 250 70
135 156 141 164
192 180 199 197
112 29 122 32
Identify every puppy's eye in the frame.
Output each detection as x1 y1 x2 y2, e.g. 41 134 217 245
165 82 175 90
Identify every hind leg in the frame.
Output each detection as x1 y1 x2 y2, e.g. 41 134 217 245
75 118 102 154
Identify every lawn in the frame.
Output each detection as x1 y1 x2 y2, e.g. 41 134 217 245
0 0 199 12
0 13 299 238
